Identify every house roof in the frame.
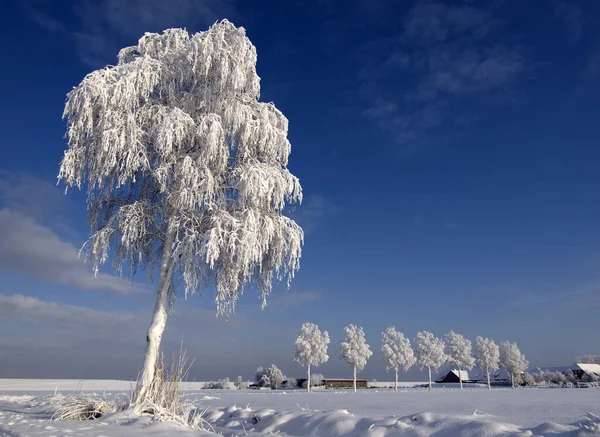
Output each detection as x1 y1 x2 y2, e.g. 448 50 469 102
572 363 600 374
436 364 511 382
435 365 471 382
446 369 470 380
469 367 511 381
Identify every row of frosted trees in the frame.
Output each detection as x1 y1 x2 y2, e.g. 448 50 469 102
293 323 529 392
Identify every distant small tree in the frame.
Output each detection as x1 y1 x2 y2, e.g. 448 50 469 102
565 369 577 385
381 327 416 392
583 373 600 384
413 331 447 391
293 322 330 392
339 324 373 392
549 371 566 386
444 331 475 390
533 369 545 385
301 373 324 389
474 336 500 390
311 373 325 387
203 378 231 389
499 341 529 388
284 378 298 389
255 366 268 387
523 373 535 386
575 354 600 365
264 364 286 389
234 376 248 390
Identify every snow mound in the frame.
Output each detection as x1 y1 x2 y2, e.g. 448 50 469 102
201 405 593 436
2 389 600 436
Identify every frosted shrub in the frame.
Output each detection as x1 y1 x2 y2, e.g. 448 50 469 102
285 378 298 389
52 396 116 421
311 373 324 387
203 378 230 389
234 376 249 390
523 373 535 386
575 354 600 364
255 365 286 389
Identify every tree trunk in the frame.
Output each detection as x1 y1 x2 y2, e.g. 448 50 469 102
394 369 398 392
307 364 311 393
511 373 515 388
428 366 432 391
134 230 176 405
486 367 491 390
353 366 357 393
459 366 463 390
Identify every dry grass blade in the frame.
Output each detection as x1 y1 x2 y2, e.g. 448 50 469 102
132 346 214 432
52 397 115 421
136 348 193 415
581 412 600 433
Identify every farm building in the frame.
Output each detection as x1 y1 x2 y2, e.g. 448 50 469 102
436 369 470 383
470 368 526 385
435 365 523 385
570 363 600 379
323 378 368 389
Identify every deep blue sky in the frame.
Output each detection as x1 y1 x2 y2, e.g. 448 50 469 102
1 0 600 382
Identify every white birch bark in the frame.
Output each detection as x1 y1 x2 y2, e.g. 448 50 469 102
135 229 176 404
428 366 432 391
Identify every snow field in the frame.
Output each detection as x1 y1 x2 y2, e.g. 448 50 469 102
1 381 600 436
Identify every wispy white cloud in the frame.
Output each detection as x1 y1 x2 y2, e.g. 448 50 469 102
74 0 235 66
290 194 339 235
0 208 146 294
0 170 69 220
0 294 137 329
403 1 495 43
0 293 286 379
0 293 250 333
23 0 236 66
21 2 68 33
491 279 600 309
551 0 585 43
0 171 147 294
358 0 525 149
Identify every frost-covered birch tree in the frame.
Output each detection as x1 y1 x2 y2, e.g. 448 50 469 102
381 327 416 392
293 322 330 392
339 324 373 392
58 21 303 406
444 331 475 390
499 341 529 388
414 331 447 391
474 336 500 390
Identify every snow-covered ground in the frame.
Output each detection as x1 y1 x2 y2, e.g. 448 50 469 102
1 379 599 436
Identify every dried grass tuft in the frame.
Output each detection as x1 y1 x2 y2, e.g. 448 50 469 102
132 347 215 432
52 396 116 421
